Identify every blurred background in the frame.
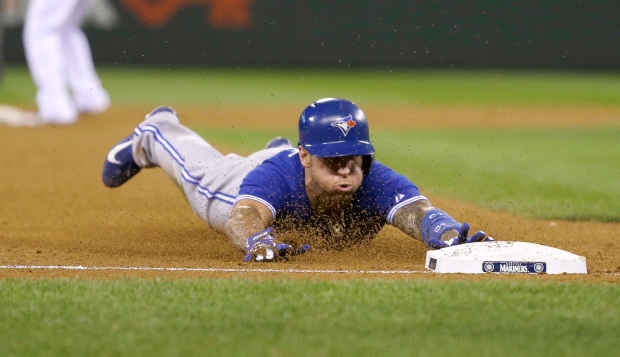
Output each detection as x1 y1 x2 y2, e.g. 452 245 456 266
2 0 619 69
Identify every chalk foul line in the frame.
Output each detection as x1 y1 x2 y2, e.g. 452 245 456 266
0 265 428 275
2 265 617 276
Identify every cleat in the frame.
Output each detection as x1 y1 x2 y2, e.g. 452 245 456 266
76 88 110 115
145 106 177 119
102 134 141 188
0 105 44 127
264 136 293 149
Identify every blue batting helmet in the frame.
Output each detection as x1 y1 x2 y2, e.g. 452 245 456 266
298 98 375 158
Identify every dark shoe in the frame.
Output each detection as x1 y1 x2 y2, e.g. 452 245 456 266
102 134 141 188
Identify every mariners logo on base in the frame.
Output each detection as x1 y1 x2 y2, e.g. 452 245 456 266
482 261 546 274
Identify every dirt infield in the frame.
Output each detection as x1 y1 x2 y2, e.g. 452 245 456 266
1 105 618 282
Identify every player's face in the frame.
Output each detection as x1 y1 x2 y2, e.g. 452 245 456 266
300 148 364 201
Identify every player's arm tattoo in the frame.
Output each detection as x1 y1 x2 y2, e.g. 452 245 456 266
223 200 274 250
391 199 432 242
392 199 460 243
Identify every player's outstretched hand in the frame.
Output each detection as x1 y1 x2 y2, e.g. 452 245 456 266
426 223 493 249
244 228 311 262
244 228 279 262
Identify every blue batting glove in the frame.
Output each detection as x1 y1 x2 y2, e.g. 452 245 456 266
244 228 278 262
244 228 312 262
426 223 493 249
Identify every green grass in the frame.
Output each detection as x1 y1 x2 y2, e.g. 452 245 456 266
377 127 620 222
1 279 619 357
2 65 620 106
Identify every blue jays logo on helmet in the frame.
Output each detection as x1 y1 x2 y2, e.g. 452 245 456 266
331 115 356 136
298 98 374 158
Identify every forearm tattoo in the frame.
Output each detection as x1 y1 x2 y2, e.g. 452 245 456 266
391 199 432 242
223 206 266 250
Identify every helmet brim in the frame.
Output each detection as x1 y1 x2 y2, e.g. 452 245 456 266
301 141 375 157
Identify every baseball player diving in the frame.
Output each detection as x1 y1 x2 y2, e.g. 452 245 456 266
102 98 493 262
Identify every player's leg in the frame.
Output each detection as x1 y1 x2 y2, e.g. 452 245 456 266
64 0 110 115
103 106 290 231
131 108 285 229
23 0 80 124
103 107 223 186
104 106 232 228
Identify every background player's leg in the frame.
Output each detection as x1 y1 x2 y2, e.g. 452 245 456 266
0 0 4 85
64 0 110 115
23 0 79 124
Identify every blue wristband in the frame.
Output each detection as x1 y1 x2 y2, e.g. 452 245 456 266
420 209 460 244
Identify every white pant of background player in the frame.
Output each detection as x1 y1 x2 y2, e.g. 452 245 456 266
23 0 109 124
132 110 288 231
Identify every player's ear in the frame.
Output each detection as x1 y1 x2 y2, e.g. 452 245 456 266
299 146 312 168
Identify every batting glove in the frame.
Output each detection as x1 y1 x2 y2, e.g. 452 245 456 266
244 228 278 262
243 228 312 262
426 222 493 249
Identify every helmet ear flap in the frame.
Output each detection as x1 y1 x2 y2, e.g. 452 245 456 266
362 155 374 176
